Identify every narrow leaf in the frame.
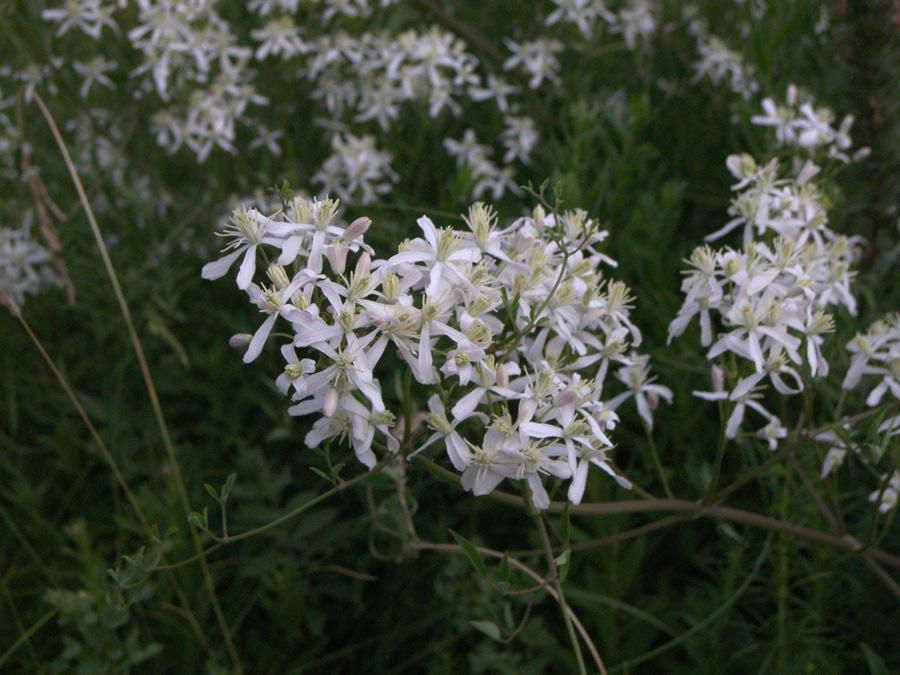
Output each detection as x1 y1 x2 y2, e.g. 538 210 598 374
204 483 221 504
221 473 237 503
470 620 502 641
449 529 488 579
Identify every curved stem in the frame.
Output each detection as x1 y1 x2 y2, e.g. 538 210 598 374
410 455 900 569
644 424 672 499
154 455 393 571
412 541 606 674
535 513 590 675
31 90 242 674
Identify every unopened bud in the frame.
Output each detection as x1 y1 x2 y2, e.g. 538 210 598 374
229 333 252 348
711 365 725 392
496 362 509 388
355 251 371 277
343 216 371 241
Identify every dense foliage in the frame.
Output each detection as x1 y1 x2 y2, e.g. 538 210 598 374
1 1 899 673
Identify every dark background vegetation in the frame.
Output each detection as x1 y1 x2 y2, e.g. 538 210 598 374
1 1 899 673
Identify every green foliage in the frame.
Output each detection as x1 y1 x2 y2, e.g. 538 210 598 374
1 0 900 674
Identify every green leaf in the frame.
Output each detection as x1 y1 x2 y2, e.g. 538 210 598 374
861 643 891 675
204 483 221 504
309 467 334 484
470 620 502 641
449 529 488 580
220 473 237 503
555 548 571 583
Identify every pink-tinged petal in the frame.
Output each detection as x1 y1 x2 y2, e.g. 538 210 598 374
527 474 550 510
725 402 745 438
425 262 445 298
635 393 653 429
568 461 589 505
519 422 561 439
236 247 258 290
464 466 504 495
693 390 728 401
730 372 765 401
596 460 632 489
277 236 306 265
201 247 244 281
244 313 278 363
452 388 485 420
866 380 890 407
446 434 469 472
387 251 434 265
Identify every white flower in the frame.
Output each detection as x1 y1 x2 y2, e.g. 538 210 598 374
202 207 279 289
503 39 563 89
72 57 117 98
607 354 672 430
42 0 118 39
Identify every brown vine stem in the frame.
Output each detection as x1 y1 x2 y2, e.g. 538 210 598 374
409 454 900 569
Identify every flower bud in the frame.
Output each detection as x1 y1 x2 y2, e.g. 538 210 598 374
496 362 509 388
343 216 371 241
229 333 252 348
711 365 725 392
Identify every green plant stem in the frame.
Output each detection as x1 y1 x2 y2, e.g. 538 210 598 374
412 541 606 674
701 400 731 504
644 424 673 499
789 453 900 602
10 293 214 652
534 514 593 675
608 535 772 673
154 454 393 571
13 308 149 530
31 90 242 675
0 608 58 670
776 473 790 672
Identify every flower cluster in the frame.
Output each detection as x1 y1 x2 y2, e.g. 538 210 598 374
668 154 860 443
751 85 869 163
692 34 759 101
0 220 58 312
204 193 662 508
842 314 900 440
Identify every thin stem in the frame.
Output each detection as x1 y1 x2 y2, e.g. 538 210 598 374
7 296 210 653
535 513 589 675
412 541 607 674
0 608 58 669
153 455 392 571
410 454 900 569
644 424 673 499
12 308 148 531
701 399 731 504
31 90 242 674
